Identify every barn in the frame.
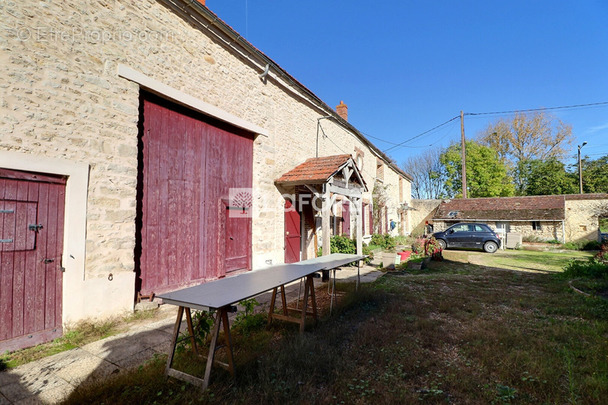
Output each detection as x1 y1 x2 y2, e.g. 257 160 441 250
0 0 411 351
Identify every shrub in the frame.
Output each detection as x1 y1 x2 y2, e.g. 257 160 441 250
522 235 545 243
563 240 601 251
594 243 608 264
330 235 356 254
369 233 396 251
411 236 443 260
562 260 608 279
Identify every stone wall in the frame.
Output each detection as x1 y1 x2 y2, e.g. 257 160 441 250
432 220 564 242
0 0 410 322
565 197 608 241
410 199 441 235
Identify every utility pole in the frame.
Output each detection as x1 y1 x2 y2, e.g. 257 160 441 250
460 110 467 198
578 141 587 194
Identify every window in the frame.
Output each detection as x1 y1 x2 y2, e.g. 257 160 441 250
452 224 470 233
532 221 542 231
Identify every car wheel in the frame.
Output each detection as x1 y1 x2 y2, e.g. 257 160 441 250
483 241 498 253
437 239 447 250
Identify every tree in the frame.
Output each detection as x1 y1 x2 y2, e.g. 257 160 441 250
478 111 573 193
521 159 577 196
439 140 514 198
402 148 447 199
580 155 608 193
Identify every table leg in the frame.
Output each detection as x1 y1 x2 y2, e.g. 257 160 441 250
280 285 288 315
202 309 223 389
357 260 361 291
309 274 318 322
300 277 310 333
220 308 235 377
268 287 278 325
165 306 184 375
330 269 336 315
185 308 199 356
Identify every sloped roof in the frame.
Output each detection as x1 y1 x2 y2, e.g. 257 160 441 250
434 195 566 221
564 193 608 201
275 154 358 185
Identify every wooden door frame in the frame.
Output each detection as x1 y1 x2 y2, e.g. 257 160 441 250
0 168 66 352
0 151 105 327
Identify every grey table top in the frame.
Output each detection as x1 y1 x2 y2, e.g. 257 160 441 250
158 253 366 311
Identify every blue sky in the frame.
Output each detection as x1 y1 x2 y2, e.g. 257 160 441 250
206 1 608 167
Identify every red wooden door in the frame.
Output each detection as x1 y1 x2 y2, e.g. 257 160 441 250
284 200 301 263
138 93 253 295
0 169 65 352
223 202 251 274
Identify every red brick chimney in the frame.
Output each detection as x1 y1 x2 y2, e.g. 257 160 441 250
196 0 206 6
336 100 348 121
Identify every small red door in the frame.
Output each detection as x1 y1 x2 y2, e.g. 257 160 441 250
0 169 65 352
224 202 251 274
284 200 301 263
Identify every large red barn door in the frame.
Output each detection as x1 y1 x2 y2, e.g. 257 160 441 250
0 169 65 352
284 199 301 263
138 92 253 295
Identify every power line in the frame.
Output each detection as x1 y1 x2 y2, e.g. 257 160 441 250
383 115 460 153
361 132 402 146
466 101 608 117
362 101 608 154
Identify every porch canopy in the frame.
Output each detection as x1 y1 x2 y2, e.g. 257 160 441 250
275 154 368 257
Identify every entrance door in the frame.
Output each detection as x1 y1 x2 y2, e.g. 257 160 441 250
284 199 301 263
224 201 251 274
0 169 66 352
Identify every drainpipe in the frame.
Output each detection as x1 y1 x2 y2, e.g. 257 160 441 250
562 220 566 243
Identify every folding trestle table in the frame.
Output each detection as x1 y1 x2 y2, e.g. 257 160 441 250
158 253 365 389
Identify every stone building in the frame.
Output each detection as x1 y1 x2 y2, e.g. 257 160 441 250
413 194 608 242
0 0 411 350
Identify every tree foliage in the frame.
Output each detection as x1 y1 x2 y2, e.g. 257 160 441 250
402 148 446 199
439 140 514 198
478 111 573 193
520 159 577 196
579 156 608 194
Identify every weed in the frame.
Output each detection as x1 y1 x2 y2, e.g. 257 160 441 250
233 299 266 336
176 310 215 354
495 384 517 403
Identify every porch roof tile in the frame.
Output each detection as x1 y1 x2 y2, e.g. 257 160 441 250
275 154 352 184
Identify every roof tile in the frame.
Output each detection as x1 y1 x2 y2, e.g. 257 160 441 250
276 154 352 184
434 195 566 221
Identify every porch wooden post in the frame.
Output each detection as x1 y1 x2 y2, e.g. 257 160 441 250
322 187 331 256
355 197 363 256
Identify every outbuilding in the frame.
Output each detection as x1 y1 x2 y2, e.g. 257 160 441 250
0 0 411 351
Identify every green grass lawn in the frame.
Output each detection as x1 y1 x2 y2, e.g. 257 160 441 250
61 250 608 404
451 248 594 273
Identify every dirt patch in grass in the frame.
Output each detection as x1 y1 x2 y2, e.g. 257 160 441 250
62 258 608 404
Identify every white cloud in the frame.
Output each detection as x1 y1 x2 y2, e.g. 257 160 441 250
586 121 608 134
